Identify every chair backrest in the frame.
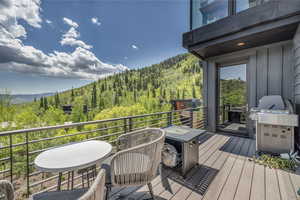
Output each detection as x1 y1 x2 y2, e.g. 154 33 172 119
0 180 14 200
78 169 106 200
111 128 165 186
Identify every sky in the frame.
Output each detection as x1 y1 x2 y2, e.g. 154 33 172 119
0 0 189 94
220 64 246 81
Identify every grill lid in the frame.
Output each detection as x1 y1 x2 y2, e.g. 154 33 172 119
258 95 285 110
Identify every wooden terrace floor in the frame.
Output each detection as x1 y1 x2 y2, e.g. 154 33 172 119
108 133 300 200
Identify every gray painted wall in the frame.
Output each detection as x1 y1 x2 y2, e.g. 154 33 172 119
203 40 295 137
294 25 300 144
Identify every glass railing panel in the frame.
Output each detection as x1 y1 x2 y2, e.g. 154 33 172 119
191 0 229 30
236 0 271 13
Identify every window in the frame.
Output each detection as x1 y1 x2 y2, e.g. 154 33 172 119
190 0 270 30
236 0 270 13
191 0 229 30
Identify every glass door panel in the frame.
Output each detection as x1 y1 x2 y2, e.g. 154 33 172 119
217 64 247 135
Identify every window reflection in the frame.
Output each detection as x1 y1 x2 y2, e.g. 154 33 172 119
236 0 270 13
191 0 271 30
191 0 228 30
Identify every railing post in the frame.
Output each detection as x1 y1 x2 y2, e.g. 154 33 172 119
167 112 173 127
123 118 127 133
190 109 194 128
9 135 13 183
129 118 133 132
26 132 30 197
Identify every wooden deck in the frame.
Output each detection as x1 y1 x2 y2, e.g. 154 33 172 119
108 133 300 200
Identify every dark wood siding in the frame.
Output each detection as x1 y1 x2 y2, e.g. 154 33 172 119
203 41 294 137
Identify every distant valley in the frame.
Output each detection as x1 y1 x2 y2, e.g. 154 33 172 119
0 93 54 104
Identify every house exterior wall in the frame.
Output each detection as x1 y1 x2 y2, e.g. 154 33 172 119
294 25 300 144
203 40 295 138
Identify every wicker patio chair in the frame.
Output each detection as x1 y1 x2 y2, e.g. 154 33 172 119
0 180 14 200
103 128 165 200
31 169 106 200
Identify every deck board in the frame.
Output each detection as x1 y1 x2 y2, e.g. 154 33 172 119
202 137 245 200
108 133 300 200
217 138 251 200
233 140 255 200
277 170 297 200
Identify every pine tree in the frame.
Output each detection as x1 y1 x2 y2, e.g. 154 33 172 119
182 89 186 99
44 98 48 110
192 86 196 98
40 97 44 108
151 87 156 98
71 87 75 102
99 96 104 109
91 83 97 108
55 93 60 108
114 92 119 105
176 89 180 99
133 90 137 103
162 89 166 99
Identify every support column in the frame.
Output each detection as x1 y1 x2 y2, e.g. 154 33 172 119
293 24 300 145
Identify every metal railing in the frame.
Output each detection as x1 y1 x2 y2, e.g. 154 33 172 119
0 107 206 197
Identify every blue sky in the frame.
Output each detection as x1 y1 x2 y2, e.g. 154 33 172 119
0 0 189 94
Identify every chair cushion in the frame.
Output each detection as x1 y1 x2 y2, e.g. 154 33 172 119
31 188 87 200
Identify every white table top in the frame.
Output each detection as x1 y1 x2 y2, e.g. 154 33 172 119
34 140 112 173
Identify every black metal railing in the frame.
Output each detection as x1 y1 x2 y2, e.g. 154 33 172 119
0 107 206 198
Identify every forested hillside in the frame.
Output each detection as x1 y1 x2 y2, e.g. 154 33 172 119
0 53 202 131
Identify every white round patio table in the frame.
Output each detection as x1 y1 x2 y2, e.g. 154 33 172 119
34 140 112 190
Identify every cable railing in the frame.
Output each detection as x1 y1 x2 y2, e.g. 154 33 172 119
0 107 206 198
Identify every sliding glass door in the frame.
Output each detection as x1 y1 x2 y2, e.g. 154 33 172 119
217 63 247 135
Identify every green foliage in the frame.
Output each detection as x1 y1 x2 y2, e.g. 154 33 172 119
251 154 297 171
91 82 97 108
43 107 66 125
0 91 15 122
94 104 147 121
54 93 60 108
220 79 246 106
0 53 202 130
15 108 40 128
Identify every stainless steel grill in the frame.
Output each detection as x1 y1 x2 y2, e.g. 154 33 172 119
250 95 298 154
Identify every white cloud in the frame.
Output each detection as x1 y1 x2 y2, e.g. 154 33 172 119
124 56 128 60
45 19 52 24
60 22 93 49
60 37 93 49
0 1 128 80
62 27 79 38
63 17 78 28
131 44 139 50
0 46 128 79
91 17 101 26
0 0 42 38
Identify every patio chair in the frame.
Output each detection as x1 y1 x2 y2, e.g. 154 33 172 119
31 169 106 200
102 128 165 200
0 180 14 200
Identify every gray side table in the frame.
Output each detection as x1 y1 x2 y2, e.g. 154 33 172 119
163 126 206 176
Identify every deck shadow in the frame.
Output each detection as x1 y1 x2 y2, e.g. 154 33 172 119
198 132 214 145
219 137 254 157
163 165 218 196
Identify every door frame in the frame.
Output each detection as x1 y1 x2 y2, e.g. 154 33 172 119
215 60 250 137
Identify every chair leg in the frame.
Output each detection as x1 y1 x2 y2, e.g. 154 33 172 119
105 184 111 200
147 182 155 200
